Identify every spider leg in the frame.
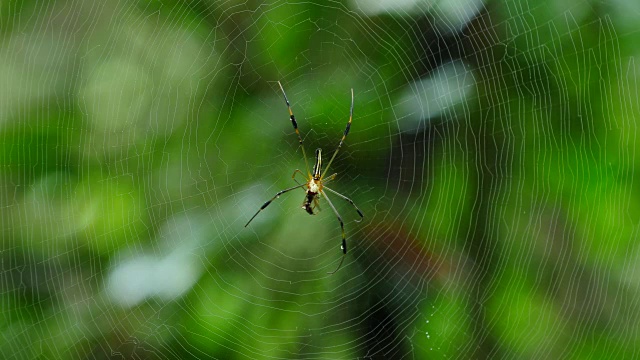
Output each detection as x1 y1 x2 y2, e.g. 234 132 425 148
245 183 306 227
278 81 312 177
322 191 347 274
323 186 364 222
322 88 354 179
312 196 321 213
291 169 307 186
321 173 338 185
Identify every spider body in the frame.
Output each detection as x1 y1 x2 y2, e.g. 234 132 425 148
303 185 320 215
245 82 363 274
303 148 323 215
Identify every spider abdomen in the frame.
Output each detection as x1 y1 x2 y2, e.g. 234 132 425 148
303 191 317 215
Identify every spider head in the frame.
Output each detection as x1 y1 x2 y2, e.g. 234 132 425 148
308 179 321 193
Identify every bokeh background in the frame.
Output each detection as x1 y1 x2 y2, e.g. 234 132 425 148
2 0 640 358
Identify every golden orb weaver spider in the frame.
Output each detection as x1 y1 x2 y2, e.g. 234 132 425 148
245 81 364 274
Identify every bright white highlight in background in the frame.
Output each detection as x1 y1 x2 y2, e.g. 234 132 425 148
432 0 485 33
398 60 476 132
106 213 207 307
351 0 485 33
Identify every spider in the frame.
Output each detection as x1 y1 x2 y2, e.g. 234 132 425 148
245 81 364 274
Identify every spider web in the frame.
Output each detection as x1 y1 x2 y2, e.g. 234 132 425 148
2 0 640 358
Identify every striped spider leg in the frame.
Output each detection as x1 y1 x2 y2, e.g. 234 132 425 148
245 82 363 274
